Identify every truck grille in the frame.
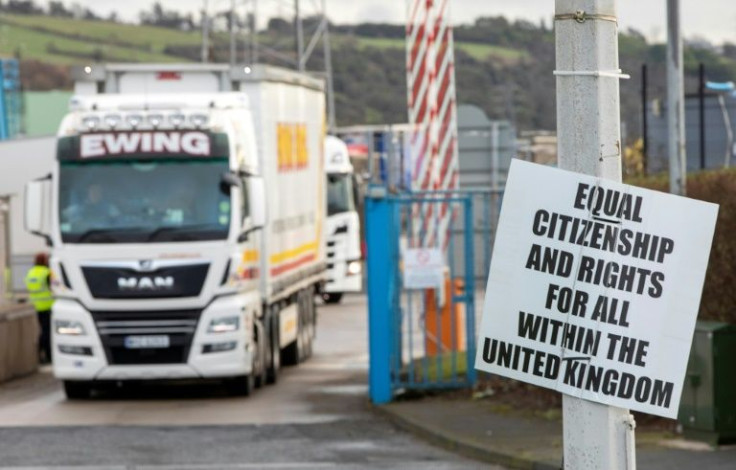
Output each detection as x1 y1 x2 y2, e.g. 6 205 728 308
83 264 210 299
91 310 200 365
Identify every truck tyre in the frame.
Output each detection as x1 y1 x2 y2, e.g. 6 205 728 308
282 296 304 366
63 380 92 400
322 293 342 304
308 285 317 340
226 374 253 396
302 288 314 359
266 307 281 384
281 335 300 366
254 322 267 389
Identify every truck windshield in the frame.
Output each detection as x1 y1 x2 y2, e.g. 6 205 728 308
59 158 231 243
327 173 355 216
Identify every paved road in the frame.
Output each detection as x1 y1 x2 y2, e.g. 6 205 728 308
0 295 497 469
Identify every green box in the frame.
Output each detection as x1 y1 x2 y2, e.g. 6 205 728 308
678 321 736 445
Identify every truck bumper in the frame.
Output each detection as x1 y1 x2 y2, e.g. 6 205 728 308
52 293 258 382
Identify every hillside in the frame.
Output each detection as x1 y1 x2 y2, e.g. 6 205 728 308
2 12 735 140
0 13 198 63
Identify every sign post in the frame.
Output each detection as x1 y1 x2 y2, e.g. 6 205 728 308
474 2 718 469
555 2 633 468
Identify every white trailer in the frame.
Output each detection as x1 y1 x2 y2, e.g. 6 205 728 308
322 136 362 303
0 136 57 293
25 64 326 398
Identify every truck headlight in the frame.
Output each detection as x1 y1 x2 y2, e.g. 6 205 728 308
208 316 240 333
55 320 86 336
347 260 362 275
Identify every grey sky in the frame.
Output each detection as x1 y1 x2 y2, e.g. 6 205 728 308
76 0 734 45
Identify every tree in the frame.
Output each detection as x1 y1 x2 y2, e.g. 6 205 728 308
267 17 291 34
47 1 73 17
723 43 736 61
3 0 43 14
139 1 191 29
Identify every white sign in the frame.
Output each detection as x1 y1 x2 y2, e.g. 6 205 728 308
403 248 444 289
80 131 211 158
475 160 718 418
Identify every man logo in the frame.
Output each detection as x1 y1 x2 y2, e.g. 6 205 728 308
139 259 154 271
117 276 174 290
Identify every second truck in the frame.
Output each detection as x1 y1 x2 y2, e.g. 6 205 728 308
25 64 326 398
322 135 362 303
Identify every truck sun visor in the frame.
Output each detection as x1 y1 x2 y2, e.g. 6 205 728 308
57 132 229 160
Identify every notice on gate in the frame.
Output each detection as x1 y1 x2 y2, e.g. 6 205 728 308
474 160 718 418
403 248 444 289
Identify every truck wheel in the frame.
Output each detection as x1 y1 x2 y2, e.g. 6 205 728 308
266 307 281 384
254 323 267 389
300 291 312 361
322 293 343 304
63 380 92 400
281 337 300 366
282 297 304 366
308 286 317 340
226 374 253 396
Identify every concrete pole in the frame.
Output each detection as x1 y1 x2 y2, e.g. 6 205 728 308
555 1 636 468
667 0 687 195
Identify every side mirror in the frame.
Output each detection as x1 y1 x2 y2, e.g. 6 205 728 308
248 176 266 228
24 177 53 245
220 172 242 193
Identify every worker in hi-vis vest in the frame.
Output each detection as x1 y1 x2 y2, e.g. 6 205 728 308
25 253 54 363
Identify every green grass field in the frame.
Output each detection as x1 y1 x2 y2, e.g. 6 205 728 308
0 13 199 64
0 13 528 66
0 22 183 64
352 36 528 63
2 13 200 52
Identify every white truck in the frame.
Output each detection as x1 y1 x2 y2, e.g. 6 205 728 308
322 136 362 303
24 64 326 398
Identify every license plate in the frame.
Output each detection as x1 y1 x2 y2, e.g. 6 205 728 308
124 335 170 349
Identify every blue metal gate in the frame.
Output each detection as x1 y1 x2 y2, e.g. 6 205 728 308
365 188 500 404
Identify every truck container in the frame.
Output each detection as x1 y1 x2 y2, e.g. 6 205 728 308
24 64 326 398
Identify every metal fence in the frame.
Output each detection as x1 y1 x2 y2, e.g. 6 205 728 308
365 188 500 403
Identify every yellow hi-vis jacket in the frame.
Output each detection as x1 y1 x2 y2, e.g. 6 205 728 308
25 265 54 312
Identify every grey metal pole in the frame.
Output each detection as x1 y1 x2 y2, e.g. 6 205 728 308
322 0 336 131
201 0 210 63
0 196 9 300
295 0 304 71
490 122 500 191
555 1 636 468
251 0 258 64
642 63 648 174
699 63 706 170
667 0 687 195
229 0 236 67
